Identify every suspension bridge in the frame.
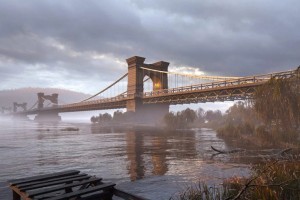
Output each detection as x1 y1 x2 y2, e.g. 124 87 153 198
10 56 300 123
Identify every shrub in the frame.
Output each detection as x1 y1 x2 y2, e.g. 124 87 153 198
171 158 300 200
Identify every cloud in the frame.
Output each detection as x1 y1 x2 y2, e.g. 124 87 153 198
0 0 299 94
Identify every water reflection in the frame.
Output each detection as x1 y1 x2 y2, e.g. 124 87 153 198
150 134 168 176
126 131 145 180
91 126 197 181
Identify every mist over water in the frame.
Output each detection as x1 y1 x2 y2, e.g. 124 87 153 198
0 118 251 199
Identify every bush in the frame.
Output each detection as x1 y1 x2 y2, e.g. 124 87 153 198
217 122 255 138
171 158 300 200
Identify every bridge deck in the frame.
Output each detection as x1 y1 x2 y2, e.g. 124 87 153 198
16 68 299 115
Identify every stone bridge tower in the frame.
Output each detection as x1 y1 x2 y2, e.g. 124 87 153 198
126 56 169 124
35 92 61 121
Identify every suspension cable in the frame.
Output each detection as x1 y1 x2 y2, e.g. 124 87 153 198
28 101 38 110
80 73 128 102
116 77 151 97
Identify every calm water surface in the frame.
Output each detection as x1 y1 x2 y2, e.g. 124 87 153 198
0 118 252 199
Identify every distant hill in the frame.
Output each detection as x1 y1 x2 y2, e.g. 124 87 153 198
0 87 91 109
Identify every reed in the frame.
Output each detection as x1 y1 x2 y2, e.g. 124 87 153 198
171 157 300 200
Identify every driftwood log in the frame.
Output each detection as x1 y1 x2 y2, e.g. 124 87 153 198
211 146 293 157
211 146 245 154
279 148 292 156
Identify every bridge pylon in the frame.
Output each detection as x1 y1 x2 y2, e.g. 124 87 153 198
35 92 61 121
13 102 27 112
1 106 12 114
126 56 170 124
12 102 29 120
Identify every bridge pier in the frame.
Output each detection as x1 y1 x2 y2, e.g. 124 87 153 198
136 103 169 125
126 56 170 125
34 111 61 122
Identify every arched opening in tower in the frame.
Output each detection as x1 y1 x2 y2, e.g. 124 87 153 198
143 75 153 93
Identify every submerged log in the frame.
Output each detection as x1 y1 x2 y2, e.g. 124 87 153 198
279 148 293 156
211 146 245 154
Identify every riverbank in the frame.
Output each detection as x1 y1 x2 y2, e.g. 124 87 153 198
171 156 300 200
216 124 300 149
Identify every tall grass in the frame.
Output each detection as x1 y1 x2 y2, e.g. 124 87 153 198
170 182 233 200
170 157 300 200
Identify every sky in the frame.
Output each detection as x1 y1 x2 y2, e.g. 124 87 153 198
0 0 300 111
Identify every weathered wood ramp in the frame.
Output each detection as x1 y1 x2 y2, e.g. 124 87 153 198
8 170 147 200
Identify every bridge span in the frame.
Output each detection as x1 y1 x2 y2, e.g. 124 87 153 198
12 56 300 123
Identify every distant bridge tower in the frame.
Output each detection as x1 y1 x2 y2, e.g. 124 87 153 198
13 102 27 112
126 56 169 124
37 93 58 109
1 106 12 114
35 92 61 121
12 102 28 120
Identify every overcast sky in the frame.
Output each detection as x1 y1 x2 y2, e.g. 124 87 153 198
1 0 299 96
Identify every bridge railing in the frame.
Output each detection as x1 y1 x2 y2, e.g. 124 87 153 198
143 69 296 97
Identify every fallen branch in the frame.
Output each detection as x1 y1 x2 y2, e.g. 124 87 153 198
211 146 245 154
225 160 279 200
279 148 292 156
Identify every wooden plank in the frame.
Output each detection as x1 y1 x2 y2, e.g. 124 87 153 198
9 170 80 186
17 173 88 188
10 186 30 200
46 183 116 200
26 177 102 197
80 191 112 200
113 188 149 200
12 190 21 200
20 175 92 191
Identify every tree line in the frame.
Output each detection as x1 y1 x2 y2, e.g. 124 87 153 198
91 110 134 124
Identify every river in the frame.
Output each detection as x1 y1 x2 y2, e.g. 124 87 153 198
0 118 253 199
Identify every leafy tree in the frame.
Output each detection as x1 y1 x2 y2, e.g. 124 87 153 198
164 112 177 128
164 108 197 129
225 101 258 126
197 107 205 123
254 78 300 131
113 110 124 122
102 113 112 122
182 108 197 126
90 116 97 123
205 110 222 122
